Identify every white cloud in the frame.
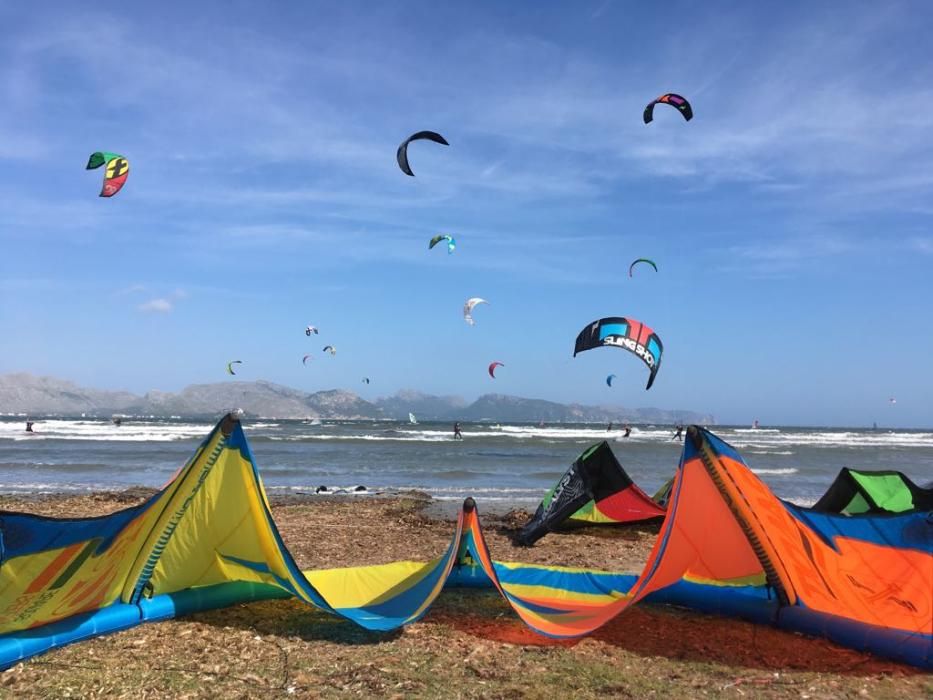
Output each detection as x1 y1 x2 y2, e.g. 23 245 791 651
137 298 173 313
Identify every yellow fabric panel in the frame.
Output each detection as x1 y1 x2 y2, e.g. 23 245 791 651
145 444 289 596
500 582 628 605
304 561 438 609
0 507 159 634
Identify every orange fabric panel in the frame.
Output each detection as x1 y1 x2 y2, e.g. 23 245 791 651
716 453 932 635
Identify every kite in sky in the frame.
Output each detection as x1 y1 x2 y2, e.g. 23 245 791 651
463 298 488 326
643 94 693 124
628 258 658 277
574 317 663 390
397 131 449 176
86 152 129 197
429 234 456 255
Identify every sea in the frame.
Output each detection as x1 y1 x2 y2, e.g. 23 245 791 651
1 417 931 511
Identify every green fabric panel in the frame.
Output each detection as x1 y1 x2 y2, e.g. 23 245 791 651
567 499 598 523
843 491 871 514
849 472 914 512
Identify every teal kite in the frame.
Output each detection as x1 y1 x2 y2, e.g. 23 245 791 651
628 259 658 278
429 234 456 255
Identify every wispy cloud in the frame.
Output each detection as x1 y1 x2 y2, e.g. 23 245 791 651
137 298 173 313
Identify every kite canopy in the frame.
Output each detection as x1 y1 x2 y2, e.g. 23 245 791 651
518 441 666 545
606 374 616 387
86 151 129 197
812 468 933 515
396 130 449 176
226 360 242 375
463 297 488 326
488 361 504 378
361 377 370 384
0 417 928 670
574 317 663 390
322 346 336 356
305 326 318 336
302 354 312 366
429 234 456 255
643 94 693 124
628 258 658 277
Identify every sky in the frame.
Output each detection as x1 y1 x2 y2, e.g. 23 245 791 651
1 1 931 427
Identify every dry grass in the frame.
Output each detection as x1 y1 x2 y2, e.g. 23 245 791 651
0 492 929 699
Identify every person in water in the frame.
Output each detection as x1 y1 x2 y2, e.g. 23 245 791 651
671 424 684 441
623 424 631 438
25 421 34 433
607 422 613 432
453 422 463 440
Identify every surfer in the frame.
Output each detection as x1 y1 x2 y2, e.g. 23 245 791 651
453 422 463 440
671 424 683 441
623 424 631 438
25 421 34 433
753 419 759 430
607 422 613 432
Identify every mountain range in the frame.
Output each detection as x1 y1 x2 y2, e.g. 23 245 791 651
0 373 715 424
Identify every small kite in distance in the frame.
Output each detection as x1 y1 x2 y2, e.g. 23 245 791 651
86 152 129 197
463 297 488 326
606 374 617 387
362 377 371 384
643 94 693 124
306 326 318 336
397 131 449 176
323 345 336 356
628 258 658 277
429 234 456 255
303 354 312 366
488 361 504 379
226 360 243 375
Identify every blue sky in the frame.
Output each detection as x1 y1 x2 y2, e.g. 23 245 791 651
1 1 931 427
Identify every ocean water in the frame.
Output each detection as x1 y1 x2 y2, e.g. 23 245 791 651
1 417 931 510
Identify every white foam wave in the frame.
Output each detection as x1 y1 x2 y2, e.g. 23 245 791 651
0 419 209 442
751 468 799 475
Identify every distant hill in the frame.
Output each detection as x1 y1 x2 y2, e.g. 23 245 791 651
458 394 713 425
0 373 714 424
374 390 467 421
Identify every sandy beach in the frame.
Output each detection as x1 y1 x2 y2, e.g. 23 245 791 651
0 491 926 699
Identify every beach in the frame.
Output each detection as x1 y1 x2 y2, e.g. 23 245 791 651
0 491 926 699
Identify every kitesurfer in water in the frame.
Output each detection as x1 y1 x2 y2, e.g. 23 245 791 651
623 424 631 438
607 422 613 432
25 421 34 433
671 424 683 441
453 422 463 440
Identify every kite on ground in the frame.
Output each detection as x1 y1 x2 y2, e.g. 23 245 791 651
574 317 663 390
302 355 312 366
643 94 693 124
86 152 129 197
488 361 504 379
429 234 456 255
305 326 318 336
628 259 658 278
606 374 617 387
397 131 449 176
226 360 243 376
323 346 336 356
463 298 488 326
